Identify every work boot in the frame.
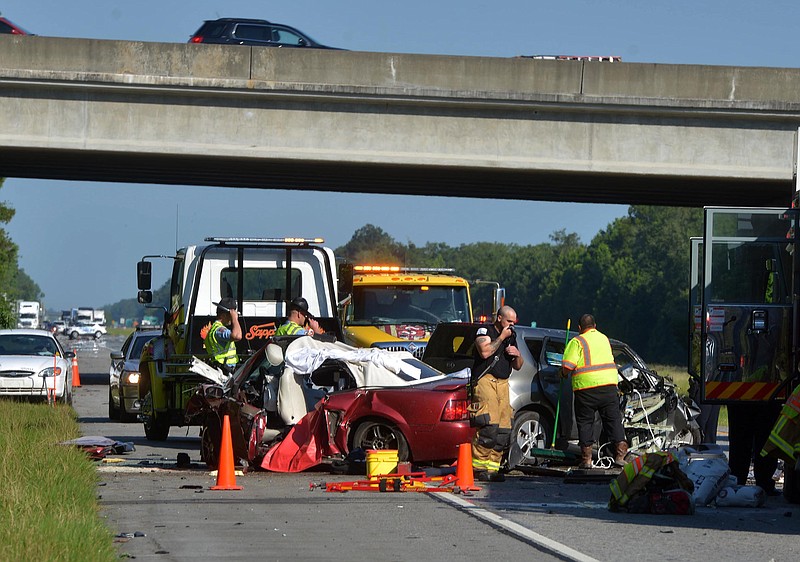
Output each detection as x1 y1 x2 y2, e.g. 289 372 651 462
614 441 629 466
578 445 593 469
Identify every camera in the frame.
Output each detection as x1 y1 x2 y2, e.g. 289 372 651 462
505 325 516 346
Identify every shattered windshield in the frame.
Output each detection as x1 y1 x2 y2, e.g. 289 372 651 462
349 285 470 326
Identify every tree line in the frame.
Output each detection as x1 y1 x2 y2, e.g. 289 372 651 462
0 180 44 326
335 206 703 364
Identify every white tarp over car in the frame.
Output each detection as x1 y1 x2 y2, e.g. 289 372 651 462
282 336 427 386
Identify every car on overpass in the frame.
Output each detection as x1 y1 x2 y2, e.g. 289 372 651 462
0 16 32 35
188 18 339 49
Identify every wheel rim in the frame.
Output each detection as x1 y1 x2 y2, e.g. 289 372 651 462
360 424 399 450
516 418 546 460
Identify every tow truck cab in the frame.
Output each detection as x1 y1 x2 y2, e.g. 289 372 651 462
135 237 342 440
337 265 477 358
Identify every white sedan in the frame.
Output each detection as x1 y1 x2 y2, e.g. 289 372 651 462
0 329 74 404
67 322 107 340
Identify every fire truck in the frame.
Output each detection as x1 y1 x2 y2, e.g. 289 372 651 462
689 205 800 501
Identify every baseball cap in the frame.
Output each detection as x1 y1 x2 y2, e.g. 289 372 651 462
288 297 313 318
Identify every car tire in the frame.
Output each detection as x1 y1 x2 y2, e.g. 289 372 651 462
784 465 800 504
352 421 410 462
510 410 553 468
141 391 170 440
70 331 78 340
108 386 120 420
94 331 102 340
201 424 221 469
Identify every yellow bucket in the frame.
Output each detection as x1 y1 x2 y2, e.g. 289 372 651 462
366 449 399 479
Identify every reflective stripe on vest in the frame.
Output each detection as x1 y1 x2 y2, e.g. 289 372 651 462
275 321 304 336
204 320 237 366
567 330 618 391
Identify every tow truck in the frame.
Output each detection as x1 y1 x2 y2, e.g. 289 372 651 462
689 205 800 501
135 237 342 440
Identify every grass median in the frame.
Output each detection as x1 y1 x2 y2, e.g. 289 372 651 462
0 400 117 562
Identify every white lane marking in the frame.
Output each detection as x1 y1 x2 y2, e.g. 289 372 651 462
475 501 608 511
433 492 601 562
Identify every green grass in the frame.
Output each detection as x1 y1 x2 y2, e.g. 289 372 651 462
651 364 728 428
105 326 134 337
0 401 117 562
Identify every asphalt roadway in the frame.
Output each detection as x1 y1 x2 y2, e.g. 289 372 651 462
71 336 799 562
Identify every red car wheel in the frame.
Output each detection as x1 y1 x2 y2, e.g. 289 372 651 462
352 421 409 461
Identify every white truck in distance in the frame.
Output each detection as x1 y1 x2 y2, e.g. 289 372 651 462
16 301 41 329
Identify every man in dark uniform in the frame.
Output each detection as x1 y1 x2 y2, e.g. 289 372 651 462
471 306 524 482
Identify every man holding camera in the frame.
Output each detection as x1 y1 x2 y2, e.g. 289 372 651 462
471 305 524 482
561 313 627 469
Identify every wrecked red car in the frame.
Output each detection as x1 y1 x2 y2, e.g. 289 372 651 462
185 336 473 470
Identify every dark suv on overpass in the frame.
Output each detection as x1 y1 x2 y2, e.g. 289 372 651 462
188 18 339 49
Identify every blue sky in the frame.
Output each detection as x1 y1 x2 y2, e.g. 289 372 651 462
2 1 797 311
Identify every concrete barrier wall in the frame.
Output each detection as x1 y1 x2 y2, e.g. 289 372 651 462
0 35 797 206
4 35 800 107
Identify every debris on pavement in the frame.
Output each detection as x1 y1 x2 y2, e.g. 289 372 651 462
59 435 135 460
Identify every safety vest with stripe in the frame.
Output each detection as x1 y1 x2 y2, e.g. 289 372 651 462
562 328 618 391
274 321 305 337
204 320 238 367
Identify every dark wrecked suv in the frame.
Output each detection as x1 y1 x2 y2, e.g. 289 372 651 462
422 323 701 468
188 18 339 49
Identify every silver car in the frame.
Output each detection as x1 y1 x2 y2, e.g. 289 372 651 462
423 323 701 468
0 329 74 404
109 329 160 422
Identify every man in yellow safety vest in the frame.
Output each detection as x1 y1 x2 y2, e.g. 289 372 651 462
203 297 242 374
561 313 627 469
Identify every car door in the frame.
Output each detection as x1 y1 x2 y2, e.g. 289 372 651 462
271 25 311 47
530 335 578 440
231 23 276 46
110 333 132 392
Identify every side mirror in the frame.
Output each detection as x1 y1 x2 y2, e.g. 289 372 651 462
137 261 152 290
493 287 506 314
338 262 354 299
137 290 153 304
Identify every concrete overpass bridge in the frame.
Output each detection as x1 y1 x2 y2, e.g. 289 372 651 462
2 35 800 207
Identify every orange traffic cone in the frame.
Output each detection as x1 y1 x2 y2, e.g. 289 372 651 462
211 414 243 491
71 351 81 388
455 442 480 491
